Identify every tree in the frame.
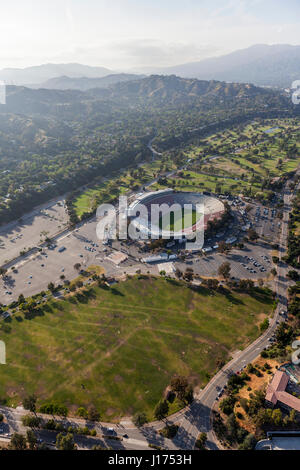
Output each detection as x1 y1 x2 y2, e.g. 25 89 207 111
260 318 269 332
203 278 219 290
132 412 148 428
170 376 191 402
26 429 37 450
195 432 207 450
218 241 231 254
247 390 265 417
218 262 231 280
288 409 296 425
275 323 294 347
56 433 76 451
9 433 27 450
175 268 183 279
272 408 282 427
74 263 81 272
0 413 3 422
77 407 88 419
219 396 236 416
22 414 41 428
88 406 100 422
184 269 194 282
226 413 239 442
18 293 25 304
238 433 257 450
239 279 254 292
154 400 169 421
39 402 68 418
23 394 37 414
287 270 300 281
0 268 7 278
248 229 259 241
48 282 55 292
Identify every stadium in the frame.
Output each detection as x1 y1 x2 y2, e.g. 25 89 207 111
128 189 225 239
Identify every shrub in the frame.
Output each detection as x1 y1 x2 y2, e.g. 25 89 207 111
132 412 148 427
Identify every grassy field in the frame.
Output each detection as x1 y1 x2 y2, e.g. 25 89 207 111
73 159 176 218
0 276 274 421
73 118 299 217
153 170 260 196
159 208 201 232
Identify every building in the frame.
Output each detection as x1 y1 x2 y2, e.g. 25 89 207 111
226 237 237 245
202 247 212 254
256 432 300 450
265 371 300 413
142 253 169 264
105 251 128 266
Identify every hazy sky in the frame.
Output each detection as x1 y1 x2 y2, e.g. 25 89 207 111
0 0 299 70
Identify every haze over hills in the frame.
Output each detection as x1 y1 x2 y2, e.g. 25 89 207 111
0 73 298 224
29 73 146 91
143 44 300 88
1 44 299 89
0 63 113 86
0 75 292 119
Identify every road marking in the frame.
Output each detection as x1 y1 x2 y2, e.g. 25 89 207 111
126 438 149 448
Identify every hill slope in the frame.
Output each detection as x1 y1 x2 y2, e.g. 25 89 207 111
29 73 146 91
158 44 300 88
0 63 113 86
0 75 291 118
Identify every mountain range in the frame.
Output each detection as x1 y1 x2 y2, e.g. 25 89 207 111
0 44 299 90
0 75 291 120
29 73 146 91
152 44 300 88
0 63 112 85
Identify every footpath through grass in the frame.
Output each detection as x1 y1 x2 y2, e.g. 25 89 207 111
0 276 274 421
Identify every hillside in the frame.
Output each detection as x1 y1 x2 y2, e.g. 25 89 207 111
0 74 297 224
0 63 113 86
1 75 290 117
29 73 146 91
157 44 300 88
90 74 282 106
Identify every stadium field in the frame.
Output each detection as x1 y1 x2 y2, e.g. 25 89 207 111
159 207 202 232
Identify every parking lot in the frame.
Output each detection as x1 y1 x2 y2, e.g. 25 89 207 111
175 241 273 281
0 198 69 266
0 215 158 303
0 194 281 305
249 203 282 240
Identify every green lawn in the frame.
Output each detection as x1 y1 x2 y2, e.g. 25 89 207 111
154 170 260 196
0 277 274 421
180 119 300 199
159 208 201 232
73 158 176 218
73 119 299 218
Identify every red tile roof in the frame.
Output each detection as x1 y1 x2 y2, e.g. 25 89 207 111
266 371 300 412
